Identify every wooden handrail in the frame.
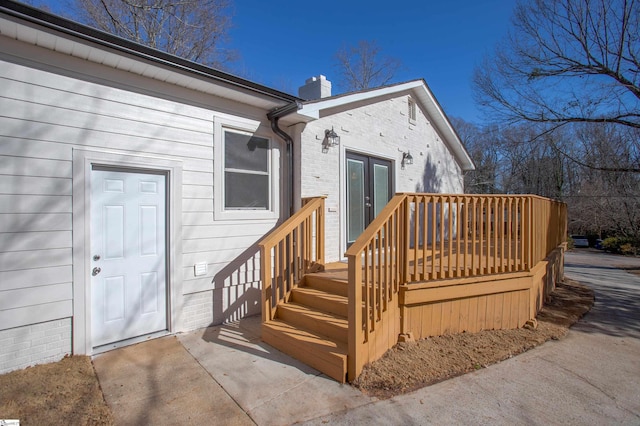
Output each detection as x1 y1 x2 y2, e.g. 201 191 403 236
345 194 407 257
259 196 326 322
260 196 326 250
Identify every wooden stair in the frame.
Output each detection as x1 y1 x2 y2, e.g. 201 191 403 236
262 267 349 383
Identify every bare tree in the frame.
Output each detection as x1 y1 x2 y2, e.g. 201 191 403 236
458 118 640 240
73 0 235 68
451 118 501 193
334 40 401 91
474 0 640 172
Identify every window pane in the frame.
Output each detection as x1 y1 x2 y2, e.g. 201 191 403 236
225 131 268 172
347 159 365 243
225 172 269 209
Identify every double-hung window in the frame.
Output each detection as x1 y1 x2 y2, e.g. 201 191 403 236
224 130 270 210
213 113 279 220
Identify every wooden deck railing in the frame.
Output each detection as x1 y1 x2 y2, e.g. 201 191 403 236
259 196 325 322
345 194 406 378
345 193 567 379
403 194 567 280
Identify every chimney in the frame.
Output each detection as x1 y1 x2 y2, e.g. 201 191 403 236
298 75 332 100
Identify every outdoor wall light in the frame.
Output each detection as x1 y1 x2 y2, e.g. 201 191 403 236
322 127 340 152
401 151 414 169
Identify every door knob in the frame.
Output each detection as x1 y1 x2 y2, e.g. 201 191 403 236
93 255 101 261
92 267 101 276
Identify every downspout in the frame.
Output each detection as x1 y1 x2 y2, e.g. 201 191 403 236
267 101 302 218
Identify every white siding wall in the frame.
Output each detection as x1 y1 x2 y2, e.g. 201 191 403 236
0 38 279 371
299 95 464 261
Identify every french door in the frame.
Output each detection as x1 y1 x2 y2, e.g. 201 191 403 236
346 152 393 246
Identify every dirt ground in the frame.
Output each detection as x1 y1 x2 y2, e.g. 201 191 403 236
354 279 595 398
0 279 593 423
0 355 113 425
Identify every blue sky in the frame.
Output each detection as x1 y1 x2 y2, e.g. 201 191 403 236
228 0 515 123
33 0 515 123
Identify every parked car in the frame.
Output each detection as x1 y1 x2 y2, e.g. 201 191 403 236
571 235 589 248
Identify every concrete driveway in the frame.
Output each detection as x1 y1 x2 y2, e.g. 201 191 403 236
94 250 640 425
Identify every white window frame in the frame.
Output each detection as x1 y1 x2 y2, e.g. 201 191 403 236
213 114 279 220
408 97 417 124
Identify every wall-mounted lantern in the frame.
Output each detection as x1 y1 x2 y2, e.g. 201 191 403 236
322 127 340 152
401 151 414 169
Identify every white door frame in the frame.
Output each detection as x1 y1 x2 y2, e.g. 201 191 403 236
338 144 396 259
72 148 183 355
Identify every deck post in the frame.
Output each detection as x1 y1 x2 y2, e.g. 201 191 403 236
347 252 363 381
260 246 272 322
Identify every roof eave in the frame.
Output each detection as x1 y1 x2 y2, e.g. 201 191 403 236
0 0 300 106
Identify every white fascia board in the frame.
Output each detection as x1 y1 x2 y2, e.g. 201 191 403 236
296 81 424 119
0 15 289 111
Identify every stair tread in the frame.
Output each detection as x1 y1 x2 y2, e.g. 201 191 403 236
278 302 347 324
262 319 348 382
293 286 348 301
263 320 347 354
303 273 349 297
306 271 349 282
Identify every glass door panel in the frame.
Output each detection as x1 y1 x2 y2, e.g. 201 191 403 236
373 163 390 218
347 158 366 245
346 152 393 247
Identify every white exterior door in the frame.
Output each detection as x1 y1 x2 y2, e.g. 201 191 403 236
90 169 167 348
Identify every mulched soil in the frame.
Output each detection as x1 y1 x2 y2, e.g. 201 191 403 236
353 279 594 398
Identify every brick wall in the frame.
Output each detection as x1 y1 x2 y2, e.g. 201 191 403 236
300 94 465 261
0 318 72 374
181 291 214 331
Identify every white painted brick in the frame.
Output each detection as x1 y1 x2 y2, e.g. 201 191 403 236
2 342 31 353
0 318 71 374
0 352 19 363
39 348 69 360
300 94 464 261
0 357 33 373
0 327 29 338
31 334 61 347
31 321 59 332
46 340 69 350
12 331 46 343
181 290 215 331
0 337 16 347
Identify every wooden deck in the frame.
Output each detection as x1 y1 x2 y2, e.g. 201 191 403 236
260 193 567 382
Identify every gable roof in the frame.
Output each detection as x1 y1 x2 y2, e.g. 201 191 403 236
0 0 299 110
281 80 474 171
